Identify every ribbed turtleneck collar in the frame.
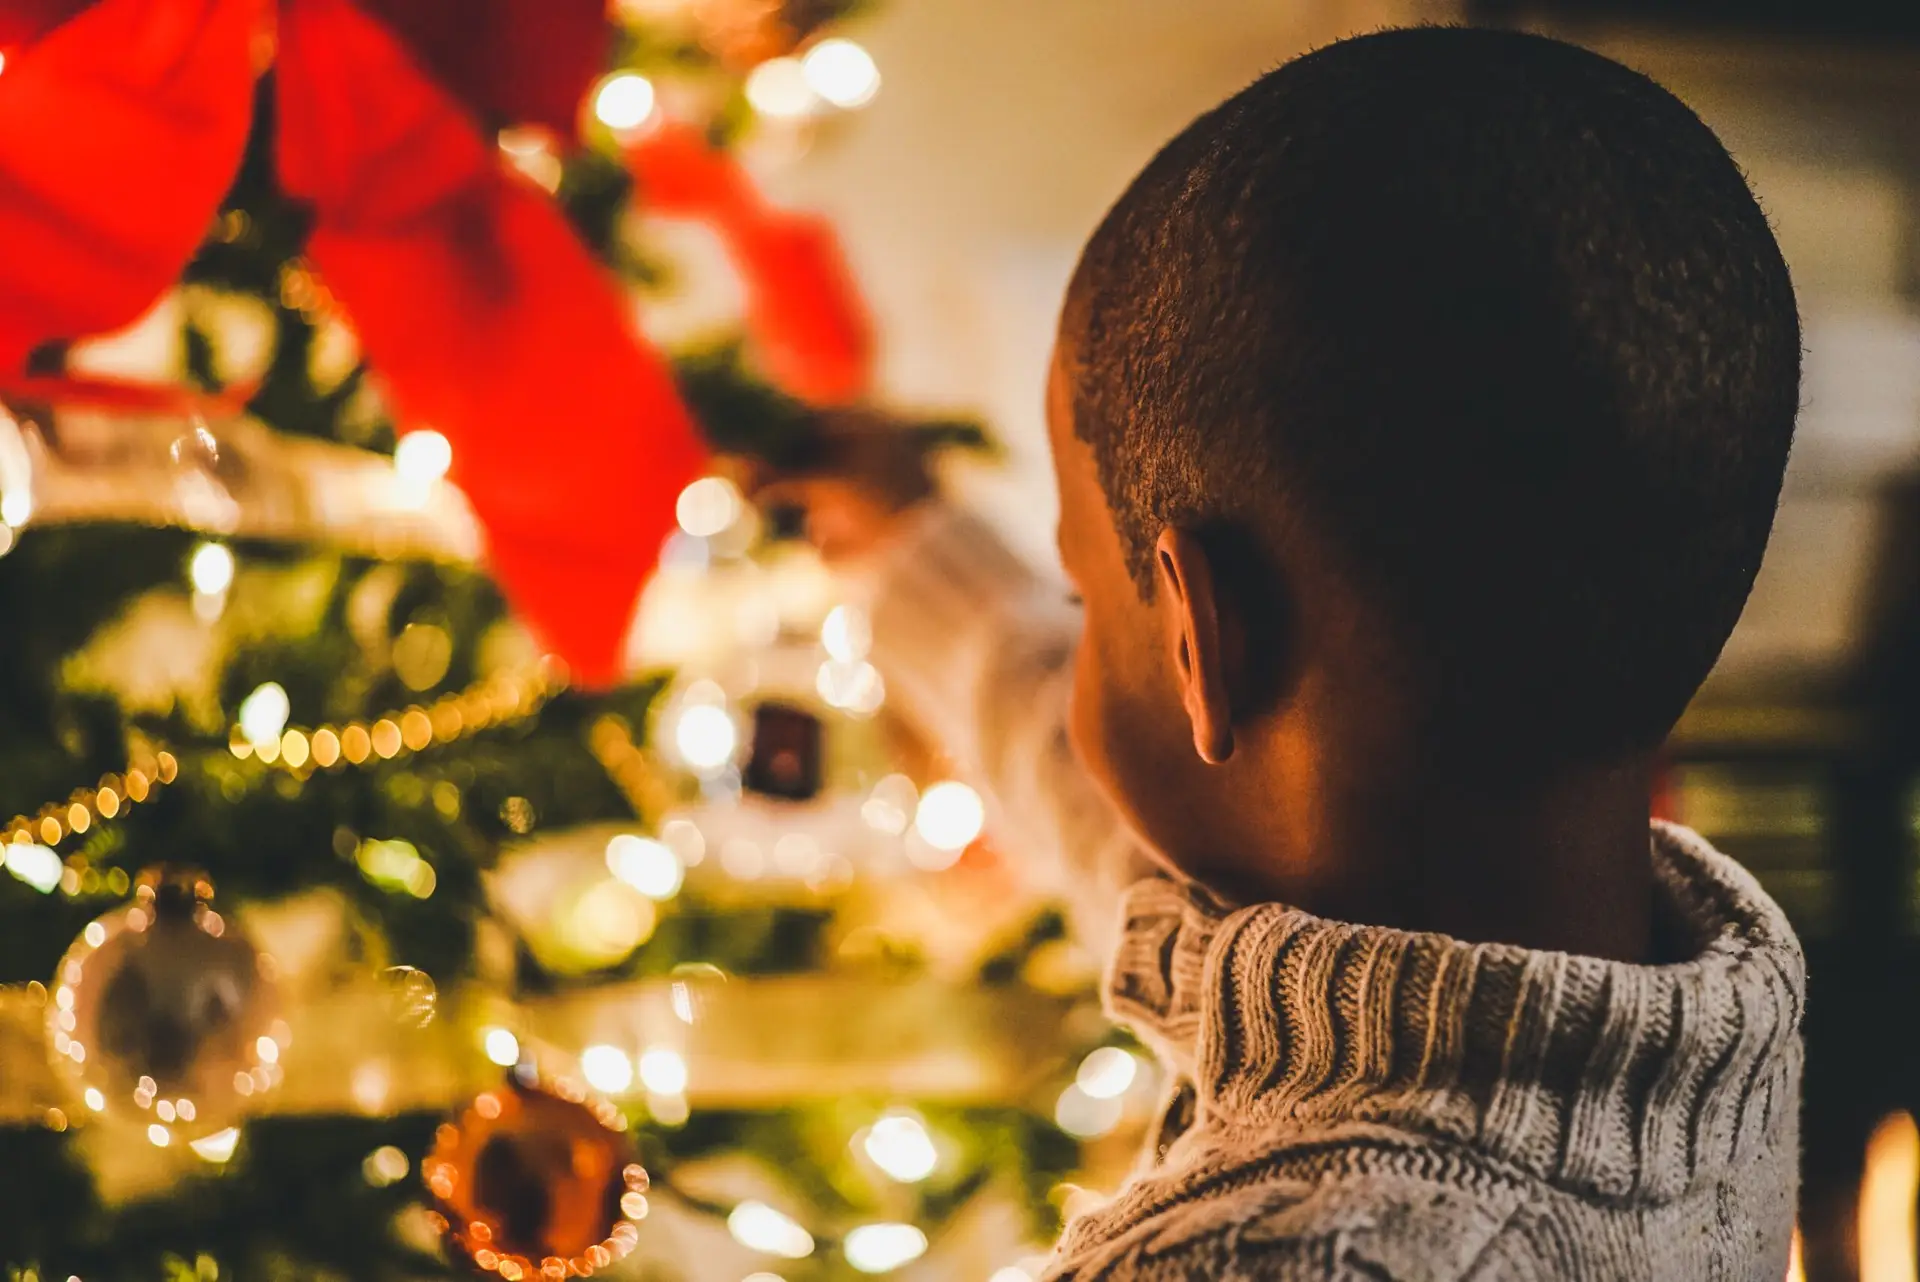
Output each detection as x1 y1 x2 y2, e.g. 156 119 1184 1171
1104 821 1805 1203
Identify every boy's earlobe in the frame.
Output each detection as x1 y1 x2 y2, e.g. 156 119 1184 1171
1155 528 1236 766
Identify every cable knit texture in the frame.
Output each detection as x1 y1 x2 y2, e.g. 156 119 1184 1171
864 506 1806 1281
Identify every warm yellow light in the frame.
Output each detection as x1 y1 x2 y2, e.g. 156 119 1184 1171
745 57 818 119
802 39 881 109
1786 1226 1806 1282
393 429 453 488
363 1144 410 1186
728 1200 814 1259
915 781 984 851
820 604 871 662
594 72 656 131
189 541 235 595
675 476 743 538
638 1047 688 1096
482 1027 520 1067
238 682 291 749
190 1127 240 1163
843 1223 926 1274
607 834 684 899
147 1122 172 1147
311 728 340 768
280 729 310 769
580 1044 634 1094
5 843 61 894
1054 1083 1123 1139
1861 1110 1919 1282
862 1111 938 1183
674 704 737 772
83 1088 104 1112
1076 1047 1139 1100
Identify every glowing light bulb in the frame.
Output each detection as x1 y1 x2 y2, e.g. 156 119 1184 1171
820 604 871 662
1054 1083 1123 1139
843 1223 927 1273
745 57 818 119
802 39 880 109
593 72 656 131
238 682 291 749
393 429 453 496
674 704 737 772
675 476 743 538
914 781 984 851
862 1112 938 1183
638 1046 688 1095
83 1088 105 1113
482 1027 520 1067
581 1043 634 1094
5 844 61 894
729 1201 815 1259
607 834 684 899
147 1123 172 1147
190 1127 240 1163
189 541 235 595
862 775 918 835
363 1145 410 1186
1075 1047 1139 1100
0 488 28 529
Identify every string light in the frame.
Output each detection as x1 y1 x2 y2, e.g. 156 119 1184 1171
1075 1047 1139 1100
637 1047 687 1096
238 682 292 749
393 429 453 490
189 1127 241 1163
5 844 61 894
861 1111 938 1183
593 72 656 132
1054 1083 1123 1139
820 604 871 662
728 1201 814 1259
675 703 738 773
4 748 175 858
363 1145 410 1187
606 834 684 900
675 476 744 538
843 1223 927 1274
914 781 984 851
802 39 881 109
482 1027 521 1067
580 1044 634 1094
1860 1110 1919 1282
188 541 236 596
745 57 819 119
233 660 564 771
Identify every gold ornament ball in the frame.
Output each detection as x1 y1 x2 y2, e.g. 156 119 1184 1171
47 869 285 1142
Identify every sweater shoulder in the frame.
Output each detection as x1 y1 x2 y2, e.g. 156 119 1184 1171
1057 1148 1536 1282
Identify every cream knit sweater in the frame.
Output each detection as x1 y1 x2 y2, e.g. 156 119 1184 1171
865 507 1806 1282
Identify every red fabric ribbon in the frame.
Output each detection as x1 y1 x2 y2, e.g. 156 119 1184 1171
628 122 873 406
0 0 705 687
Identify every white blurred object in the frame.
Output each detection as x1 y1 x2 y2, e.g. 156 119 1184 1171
802 39 881 109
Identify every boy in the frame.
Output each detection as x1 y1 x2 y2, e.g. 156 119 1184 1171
770 26 1805 1281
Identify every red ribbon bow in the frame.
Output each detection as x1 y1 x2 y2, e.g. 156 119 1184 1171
0 0 706 687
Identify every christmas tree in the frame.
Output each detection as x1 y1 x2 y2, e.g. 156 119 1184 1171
0 3 1151 1278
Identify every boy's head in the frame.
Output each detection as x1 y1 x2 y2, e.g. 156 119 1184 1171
1050 28 1800 889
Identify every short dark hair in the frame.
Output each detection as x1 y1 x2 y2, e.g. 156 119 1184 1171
1063 26 1800 762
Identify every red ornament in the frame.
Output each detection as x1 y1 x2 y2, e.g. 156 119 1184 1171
0 0 706 688
628 122 873 406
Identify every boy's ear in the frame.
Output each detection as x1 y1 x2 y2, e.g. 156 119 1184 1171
1155 527 1235 765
